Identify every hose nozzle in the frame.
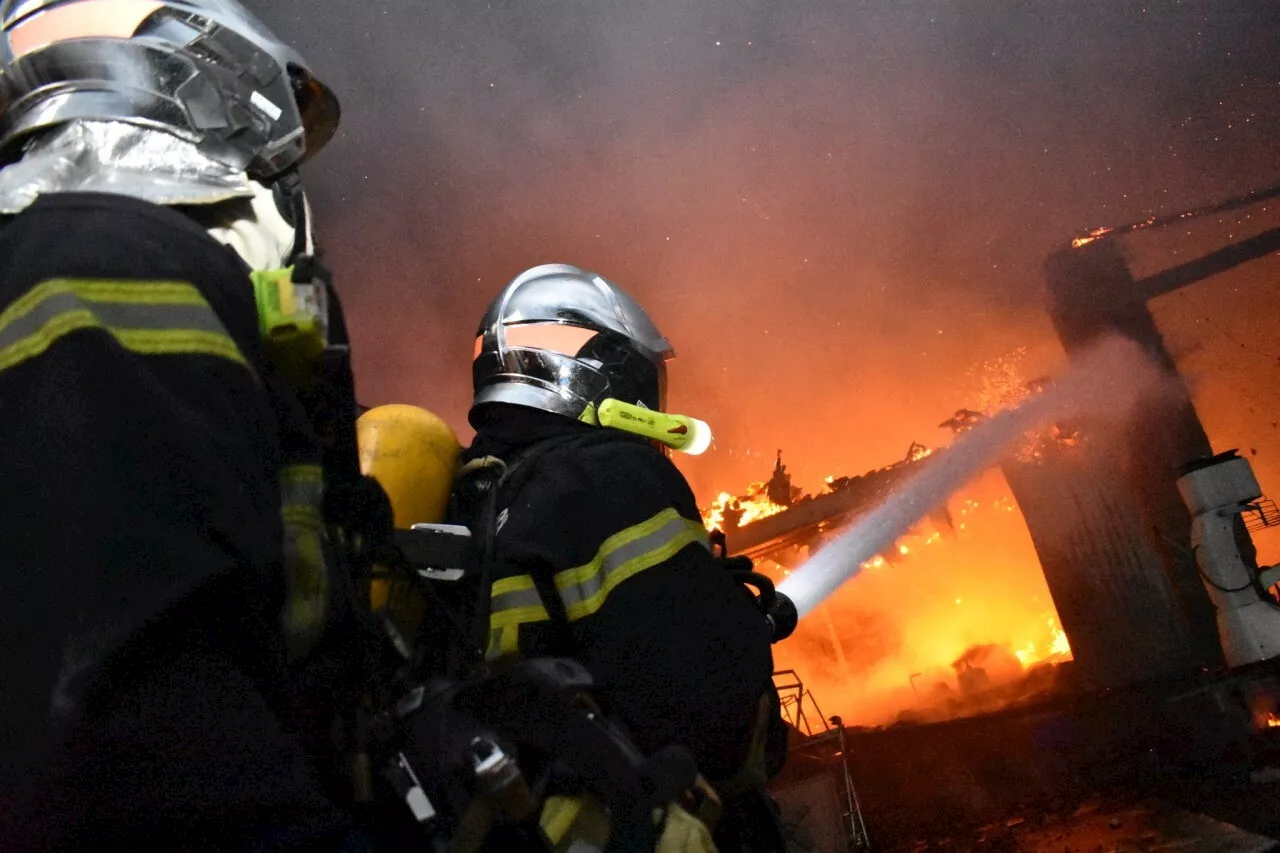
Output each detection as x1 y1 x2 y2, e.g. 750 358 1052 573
766 592 798 643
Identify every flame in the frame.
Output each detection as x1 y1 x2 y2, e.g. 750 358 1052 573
702 469 1073 726
1013 615 1072 667
696 352 1079 727
701 481 788 531
959 348 1083 463
972 347 1033 413
1268 713 1280 728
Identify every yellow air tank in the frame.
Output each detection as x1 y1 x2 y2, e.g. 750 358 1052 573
357 404 462 611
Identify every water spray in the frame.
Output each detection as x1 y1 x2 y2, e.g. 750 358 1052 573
775 336 1163 620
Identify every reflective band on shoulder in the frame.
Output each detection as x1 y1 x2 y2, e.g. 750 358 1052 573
280 462 325 506
554 507 709 622
0 278 250 374
484 509 708 661
485 624 522 661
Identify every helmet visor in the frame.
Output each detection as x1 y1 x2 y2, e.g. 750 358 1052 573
473 320 670 414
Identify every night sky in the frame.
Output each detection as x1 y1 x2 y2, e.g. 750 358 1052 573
249 0 1280 504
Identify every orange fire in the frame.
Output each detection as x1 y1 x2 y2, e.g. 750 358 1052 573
1013 614 1072 667
701 467 1074 726
1268 713 1280 728
699 350 1075 727
702 481 788 531
961 348 1084 463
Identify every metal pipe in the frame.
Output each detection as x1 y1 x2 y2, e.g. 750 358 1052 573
832 716 870 849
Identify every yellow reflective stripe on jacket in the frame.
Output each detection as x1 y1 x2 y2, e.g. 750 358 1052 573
486 574 550 660
538 793 611 852
280 463 330 662
0 278 249 374
485 508 708 660
554 507 709 622
539 795 585 846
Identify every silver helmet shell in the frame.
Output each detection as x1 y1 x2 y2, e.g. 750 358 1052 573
471 264 675 424
0 0 339 180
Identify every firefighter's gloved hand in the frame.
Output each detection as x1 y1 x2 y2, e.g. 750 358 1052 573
721 556 756 576
719 556 798 643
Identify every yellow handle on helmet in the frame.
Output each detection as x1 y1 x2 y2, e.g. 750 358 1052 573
595 399 713 456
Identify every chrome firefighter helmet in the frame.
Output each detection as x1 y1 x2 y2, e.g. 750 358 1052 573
471 264 675 424
0 0 340 179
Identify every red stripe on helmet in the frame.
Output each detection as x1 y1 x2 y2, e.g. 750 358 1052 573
500 322 598 358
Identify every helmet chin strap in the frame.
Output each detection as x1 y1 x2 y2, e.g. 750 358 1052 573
270 168 316 263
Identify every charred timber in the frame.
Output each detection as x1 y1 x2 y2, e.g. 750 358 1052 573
723 449 940 562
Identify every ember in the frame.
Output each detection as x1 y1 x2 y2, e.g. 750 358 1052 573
1070 225 1112 249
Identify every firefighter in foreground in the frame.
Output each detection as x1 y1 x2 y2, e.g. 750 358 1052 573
449 263 790 850
0 1 384 847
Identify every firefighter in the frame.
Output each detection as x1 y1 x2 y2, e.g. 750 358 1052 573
0 2 383 848
455 263 789 850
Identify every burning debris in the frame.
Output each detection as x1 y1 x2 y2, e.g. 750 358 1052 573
702 443 941 537
702 434 1073 727
702 450 799 531
692 342 1159 726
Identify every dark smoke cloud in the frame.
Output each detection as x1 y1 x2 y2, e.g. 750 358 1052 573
249 0 1280 499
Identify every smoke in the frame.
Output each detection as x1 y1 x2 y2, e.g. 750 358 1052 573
778 334 1175 617
245 1 1280 499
